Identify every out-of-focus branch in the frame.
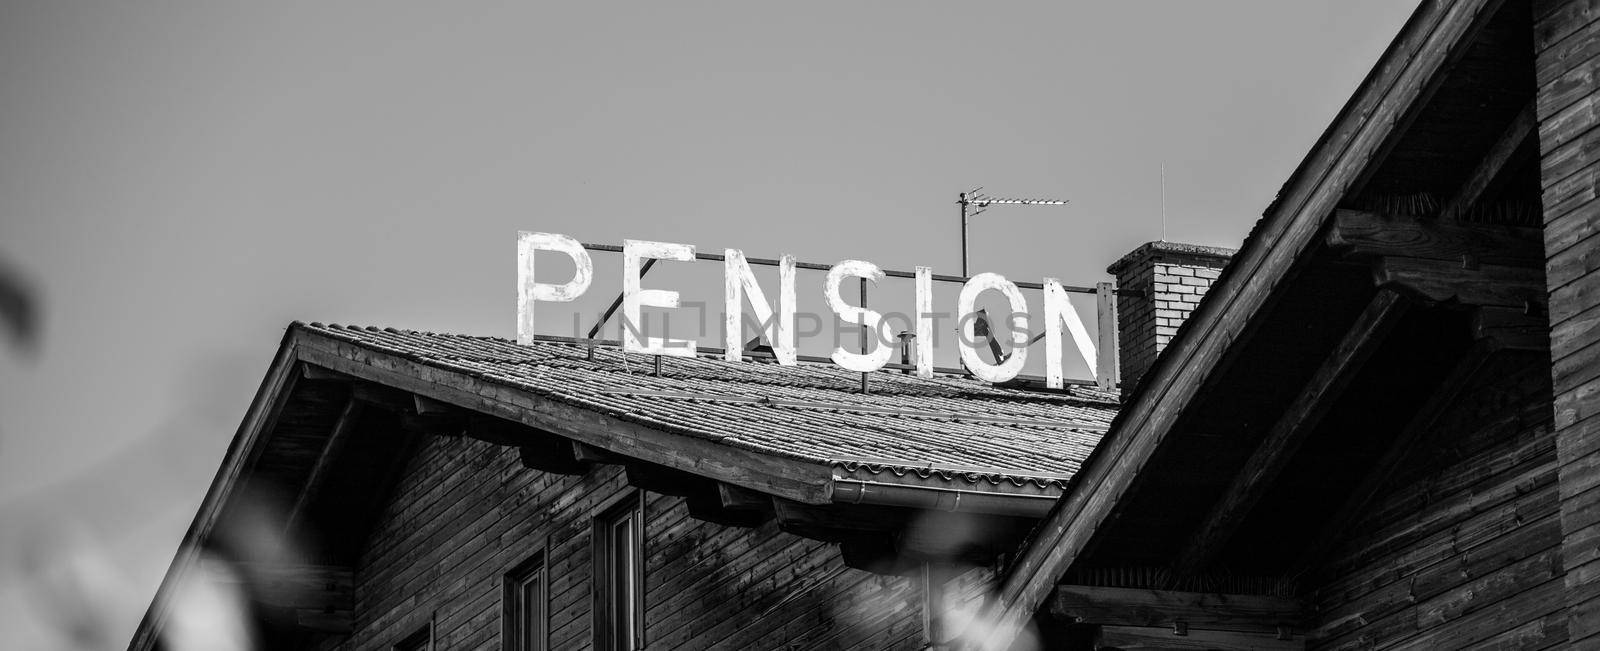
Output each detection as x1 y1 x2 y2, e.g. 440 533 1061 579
0 256 38 350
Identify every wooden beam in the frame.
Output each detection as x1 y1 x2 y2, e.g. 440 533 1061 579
1097 625 1304 651
965 1 1504 646
1372 256 1545 310
773 498 906 542
1326 209 1542 267
572 441 625 465
1173 290 1408 575
685 482 771 528
300 364 352 382
412 394 456 416
1049 585 1304 633
1471 306 1550 352
282 397 363 537
1439 101 1535 221
718 482 771 511
289 332 834 505
1292 342 1494 572
839 534 918 575
624 462 705 496
349 382 414 413
463 414 529 446
516 438 588 476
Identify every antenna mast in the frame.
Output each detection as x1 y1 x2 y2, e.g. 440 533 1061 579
957 189 1070 276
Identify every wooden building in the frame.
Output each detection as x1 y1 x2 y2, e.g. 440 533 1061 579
127 313 1168 650
972 0 1600 649
132 0 1600 649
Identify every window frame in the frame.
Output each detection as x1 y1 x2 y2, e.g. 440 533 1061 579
504 548 549 651
592 491 646 651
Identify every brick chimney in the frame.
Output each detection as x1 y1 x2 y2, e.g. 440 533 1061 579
1106 241 1235 395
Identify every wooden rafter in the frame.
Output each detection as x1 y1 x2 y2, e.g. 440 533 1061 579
1291 341 1494 572
1326 209 1543 268
1173 290 1409 575
1439 101 1535 221
282 396 364 537
1373 256 1545 309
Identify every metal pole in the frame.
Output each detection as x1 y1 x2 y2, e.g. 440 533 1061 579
958 193 970 278
860 277 869 394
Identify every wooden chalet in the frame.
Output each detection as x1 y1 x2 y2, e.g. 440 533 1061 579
128 317 1154 650
132 0 1600 649
972 0 1600 649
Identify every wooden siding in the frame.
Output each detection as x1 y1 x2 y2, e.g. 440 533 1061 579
328 432 930 650
1306 355 1564 650
1536 0 1600 647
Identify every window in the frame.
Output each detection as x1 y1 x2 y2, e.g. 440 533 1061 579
505 551 547 651
394 620 432 651
594 492 645 651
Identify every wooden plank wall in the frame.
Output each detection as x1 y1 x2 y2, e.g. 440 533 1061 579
326 433 927 650
1305 354 1564 650
1535 0 1600 646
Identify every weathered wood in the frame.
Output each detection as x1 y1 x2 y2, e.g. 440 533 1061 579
1440 102 1536 221
684 483 770 528
412 393 456 416
293 332 833 504
1372 256 1546 309
718 482 771 510
1472 306 1550 351
571 441 625 465
283 397 364 536
1050 585 1304 634
1326 209 1543 267
839 534 918 575
1174 290 1408 575
624 461 704 496
516 436 589 476
969 2 1505 646
1096 281 1119 390
300 364 353 382
1097 625 1304 650
773 498 906 542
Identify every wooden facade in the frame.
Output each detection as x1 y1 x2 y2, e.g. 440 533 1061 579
334 435 929 650
132 1 1600 649
976 0 1600 649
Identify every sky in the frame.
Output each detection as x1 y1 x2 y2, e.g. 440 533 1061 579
0 2 1417 647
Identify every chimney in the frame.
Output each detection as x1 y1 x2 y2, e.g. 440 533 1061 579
1107 241 1235 394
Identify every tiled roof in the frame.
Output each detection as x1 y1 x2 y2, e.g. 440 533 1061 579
298 323 1118 492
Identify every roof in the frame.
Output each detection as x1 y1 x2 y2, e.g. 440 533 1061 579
973 0 1520 648
130 321 1122 650
299 321 1118 493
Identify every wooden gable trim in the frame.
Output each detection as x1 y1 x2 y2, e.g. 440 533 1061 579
290 329 836 505
129 330 304 651
968 2 1506 649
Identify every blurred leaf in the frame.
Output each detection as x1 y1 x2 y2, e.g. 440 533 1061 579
0 255 37 350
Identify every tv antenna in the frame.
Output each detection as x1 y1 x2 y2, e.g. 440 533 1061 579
957 188 1070 276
